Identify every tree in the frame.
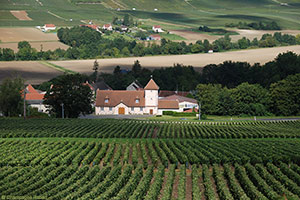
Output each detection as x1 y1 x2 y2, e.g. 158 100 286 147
43 74 93 118
91 60 99 81
269 73 300 116
230 82 270 116
0 76 24 116
2 48 15 61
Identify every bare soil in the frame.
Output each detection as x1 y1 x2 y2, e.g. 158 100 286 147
0 28 60 42
50 45 300 73
186 170 193 200
0 41 69 52
10 11 32 21
0 61 63 84
172 170 180 199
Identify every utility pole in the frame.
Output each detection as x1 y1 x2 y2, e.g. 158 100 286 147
198 101 201 120
23 86 27 120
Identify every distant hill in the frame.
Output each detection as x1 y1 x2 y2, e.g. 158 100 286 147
0 0 300 29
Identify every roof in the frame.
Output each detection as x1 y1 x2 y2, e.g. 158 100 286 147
81 24 98 30
45 24 55 27
83 81 94 91
91 81 112 91
96 90 145 107
144 79 159 90
103 24 112 27
23 84 44 101
159 90 190 97
158 100 179 109
161 94 197 104
153 25 161 28
150 34 161 38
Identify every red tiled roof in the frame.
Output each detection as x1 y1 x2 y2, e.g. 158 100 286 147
144 79 159 90
103 24 111 27
26 93 44 101
153 25 161 28
161 94 197 104
83 81 94 91
183 108 198 113
96 90 145 107
45 24 55 27
26 84 38 93
150 34 161 38
158 100 179 109
80 24 98 30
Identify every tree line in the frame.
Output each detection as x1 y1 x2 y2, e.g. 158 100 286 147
225 21 281 30
0 26 300 61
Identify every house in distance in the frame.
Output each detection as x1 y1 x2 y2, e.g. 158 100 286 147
95 78 198 115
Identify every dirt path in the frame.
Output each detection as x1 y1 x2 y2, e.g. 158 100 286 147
10 11 32 20
186 169 193 200
172 170 180 199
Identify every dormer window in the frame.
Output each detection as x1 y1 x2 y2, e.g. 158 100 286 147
105 98 109 103
135 98 140 103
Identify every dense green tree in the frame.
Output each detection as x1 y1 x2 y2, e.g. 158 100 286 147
18 41 31 49
0 76 24 117
2 48 15 61
269 73 300 116
43 74 93 118
230 82 270 116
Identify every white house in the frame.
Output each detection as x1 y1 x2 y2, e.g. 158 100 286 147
102 24 113 31
152 25 164 33
43 24 56 31
95 79 198 115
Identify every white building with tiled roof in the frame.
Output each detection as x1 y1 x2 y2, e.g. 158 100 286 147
95 78 197 115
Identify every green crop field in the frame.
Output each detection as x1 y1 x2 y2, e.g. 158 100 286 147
1 0 300 29
1 118 300 199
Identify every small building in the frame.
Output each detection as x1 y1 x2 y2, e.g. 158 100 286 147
43 24 56 31
102 24 113 31
152 25 164 33
126 80 143 91
159 90 190 98
121 25 128 31
160 94 198 112
24 84 47 113
80 24 100 32
149 34 161 41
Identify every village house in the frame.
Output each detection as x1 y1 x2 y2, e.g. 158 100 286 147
149 34 161 41
102 24 113 31
95 78 198 115
80 24 100 32
24 84 47 113
43 24 56 31
152 25 164 33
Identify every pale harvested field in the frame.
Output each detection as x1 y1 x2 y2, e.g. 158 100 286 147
0 61 63 84
0 41 69 52
0 28 59 42
50 45 300 74
171 29 300 43
10 11 32 21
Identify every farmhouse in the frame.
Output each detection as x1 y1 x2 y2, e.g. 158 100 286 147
102 24 113 31
149 34 161 41
23 84 47 113
95 78 198 115
152 25 164 33
43 24 56 31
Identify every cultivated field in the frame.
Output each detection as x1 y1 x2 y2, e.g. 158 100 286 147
0 118 300 199
171 29 300 43
50 45 300 74
0 61 63 84
10 10 32 21
0 27 68 51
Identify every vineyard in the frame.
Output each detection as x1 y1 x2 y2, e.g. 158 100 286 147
1 118 300 199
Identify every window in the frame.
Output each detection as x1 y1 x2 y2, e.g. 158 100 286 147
140 107 143 111
105 99 109 103
131 107 134 111
109 107 112 111
101 107 104 111
135 99 140 103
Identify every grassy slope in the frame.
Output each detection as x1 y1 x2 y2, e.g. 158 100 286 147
0 0 300 29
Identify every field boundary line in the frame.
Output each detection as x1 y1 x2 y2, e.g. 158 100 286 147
39 61 76 74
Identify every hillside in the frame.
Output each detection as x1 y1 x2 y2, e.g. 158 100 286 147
0 0 300 29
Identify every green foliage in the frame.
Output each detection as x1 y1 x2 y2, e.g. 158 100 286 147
270 73 300 116
162 111 196 117
0 76 24 117
226 21 281 30
43 74 93 118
